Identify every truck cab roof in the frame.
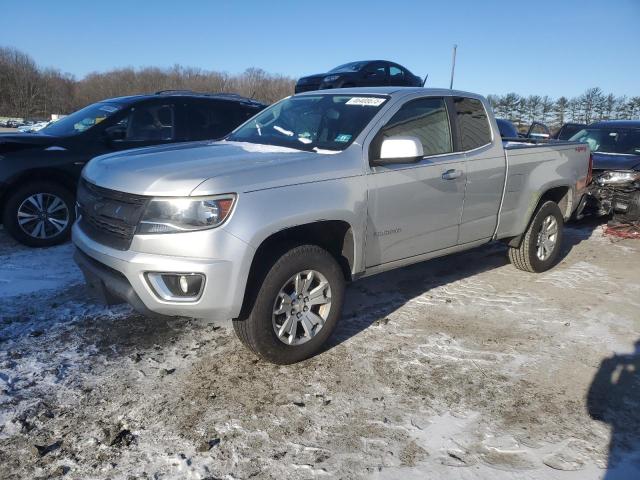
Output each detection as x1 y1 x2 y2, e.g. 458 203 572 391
294 86 484 100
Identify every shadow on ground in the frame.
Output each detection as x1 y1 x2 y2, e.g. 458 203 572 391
588 339 640 479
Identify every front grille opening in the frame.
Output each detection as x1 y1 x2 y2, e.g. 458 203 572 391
77 180 149 251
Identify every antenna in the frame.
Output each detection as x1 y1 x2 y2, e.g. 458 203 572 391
422 73 429 87
449 44 457 89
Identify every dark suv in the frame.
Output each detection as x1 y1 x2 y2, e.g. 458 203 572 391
295 60 423 93
0 91 265 247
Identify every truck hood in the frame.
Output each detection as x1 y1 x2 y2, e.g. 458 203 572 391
592 152 640 171
83 140 358 197
0 132 62 153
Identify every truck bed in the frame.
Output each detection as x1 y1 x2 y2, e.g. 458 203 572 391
496 140 588 240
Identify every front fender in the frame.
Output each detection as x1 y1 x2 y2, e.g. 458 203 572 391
222 176 368 273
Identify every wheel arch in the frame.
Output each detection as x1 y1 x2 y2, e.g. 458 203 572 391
505 184 572 248
237 220 356 320
1 168 78 216
0 168 78 207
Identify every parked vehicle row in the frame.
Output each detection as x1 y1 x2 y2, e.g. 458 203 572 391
0 91 265 246
71 86 591 364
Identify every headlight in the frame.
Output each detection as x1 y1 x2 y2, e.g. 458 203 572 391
323 75 341 83
596 170 640 186
137 194 236 234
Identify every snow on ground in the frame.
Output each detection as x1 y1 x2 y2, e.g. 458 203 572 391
0 233 81 297
0 220 639 480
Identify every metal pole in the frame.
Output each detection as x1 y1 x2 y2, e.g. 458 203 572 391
449 44 457 89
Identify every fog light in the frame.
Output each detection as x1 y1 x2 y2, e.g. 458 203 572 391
179 275 189 293
146 273 205 302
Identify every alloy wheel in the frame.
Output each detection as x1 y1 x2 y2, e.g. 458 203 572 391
272 270 332 346
536 215 558 261
17 192 70 240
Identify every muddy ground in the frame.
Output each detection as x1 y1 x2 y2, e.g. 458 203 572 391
0 220 639 480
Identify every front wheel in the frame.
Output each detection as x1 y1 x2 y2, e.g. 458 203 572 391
2 181 75 247
233 245 345 364
508 200 564 273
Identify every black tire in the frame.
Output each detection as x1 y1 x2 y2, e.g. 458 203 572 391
508 201 564 273
233 245 345 364
2 181 75 247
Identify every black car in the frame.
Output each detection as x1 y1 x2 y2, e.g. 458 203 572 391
496 119 551 140
554 122 587 141
0 91 265 247
570 120 640 220
295 60 423 93
496 118 520 138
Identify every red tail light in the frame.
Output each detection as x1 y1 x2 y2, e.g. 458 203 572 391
586 152 593 185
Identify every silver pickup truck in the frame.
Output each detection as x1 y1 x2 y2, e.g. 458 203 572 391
73 87 591 364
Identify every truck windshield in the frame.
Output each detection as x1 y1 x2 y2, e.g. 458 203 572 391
41 103 122 136
227 94 388 151
570 128 640 155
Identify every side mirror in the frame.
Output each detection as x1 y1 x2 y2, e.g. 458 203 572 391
372 136 424 166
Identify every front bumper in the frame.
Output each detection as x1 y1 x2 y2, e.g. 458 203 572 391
72 222 255 319
586 173 640 218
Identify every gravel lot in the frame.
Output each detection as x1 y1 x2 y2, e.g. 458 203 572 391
0 220 639 480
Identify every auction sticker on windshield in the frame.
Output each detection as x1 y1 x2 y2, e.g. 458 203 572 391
345 97 386 107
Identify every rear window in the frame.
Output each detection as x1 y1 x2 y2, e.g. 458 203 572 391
453 97 492 150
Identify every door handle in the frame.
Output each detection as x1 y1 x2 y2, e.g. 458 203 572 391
441 169 463 180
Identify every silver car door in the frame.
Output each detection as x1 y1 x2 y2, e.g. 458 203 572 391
365 96 467 267
451 96 507 244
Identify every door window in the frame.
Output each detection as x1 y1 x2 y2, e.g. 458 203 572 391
364 62 387 80
116 104 175 142
453 97 492 150
187 102 240 140
389 66 405 81
380 97 453 156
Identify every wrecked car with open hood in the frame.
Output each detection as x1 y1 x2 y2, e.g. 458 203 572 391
571 120 640 225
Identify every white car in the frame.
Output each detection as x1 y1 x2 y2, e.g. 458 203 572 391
17 121 50 133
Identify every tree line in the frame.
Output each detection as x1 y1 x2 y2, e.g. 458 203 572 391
487 89 640 130
0 46 295 119
1 45 639 127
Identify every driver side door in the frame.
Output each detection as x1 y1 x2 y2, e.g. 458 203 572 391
365 96 467 267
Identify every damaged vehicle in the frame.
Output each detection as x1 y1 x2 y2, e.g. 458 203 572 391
571 120 640 223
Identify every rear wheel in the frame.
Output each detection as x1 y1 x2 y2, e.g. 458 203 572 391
2 181 75 247
233 245 345 364
508 201 564 273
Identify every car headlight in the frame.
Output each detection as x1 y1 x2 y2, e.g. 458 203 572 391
323 75 341 83
137 194 236 234
595 170 640 186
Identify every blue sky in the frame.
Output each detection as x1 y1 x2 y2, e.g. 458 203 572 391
1 0 638 98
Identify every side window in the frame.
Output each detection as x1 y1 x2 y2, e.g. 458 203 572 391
187 102 238 140
389 66 405 80
121 103 175 141
381 97 452 156
364 62 387 79
453 97 492 150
